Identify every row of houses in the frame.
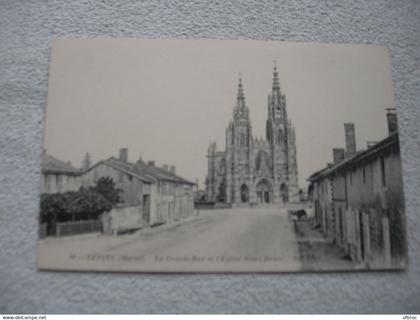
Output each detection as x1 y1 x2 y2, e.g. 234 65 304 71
41 148 195 234
308 111 407 269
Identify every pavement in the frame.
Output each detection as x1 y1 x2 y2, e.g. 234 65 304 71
38 207 302 272
293 217 357 271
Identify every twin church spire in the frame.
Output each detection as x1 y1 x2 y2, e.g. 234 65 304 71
233 63 283 121
207 61 298 205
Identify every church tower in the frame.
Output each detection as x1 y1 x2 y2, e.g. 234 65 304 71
225 76 253 204
266 64 299 202
205 65 299 206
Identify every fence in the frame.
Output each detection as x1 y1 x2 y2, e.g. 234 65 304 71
54 220 103 237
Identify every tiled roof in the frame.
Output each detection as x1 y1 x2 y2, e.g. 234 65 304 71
43 152 195 186
100 158 194 185
308 132 399 182
99 158 155 183
42 153 81 175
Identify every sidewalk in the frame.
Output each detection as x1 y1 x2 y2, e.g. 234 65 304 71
293 217 357 271
38 211 202 243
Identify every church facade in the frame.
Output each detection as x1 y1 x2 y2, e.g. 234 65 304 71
205 66 299 206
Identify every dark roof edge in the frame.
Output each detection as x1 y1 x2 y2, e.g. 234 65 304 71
308 131 399 182
42 154 81 175
138 165 196 185
84 159 154 183
42 169 81 176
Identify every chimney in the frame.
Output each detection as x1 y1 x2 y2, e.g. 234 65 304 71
169 165 176 174
119 148 128 162
344 123 356 157
147 161 155 167
162 164 169 171
386 109 398 134
332 148 345 163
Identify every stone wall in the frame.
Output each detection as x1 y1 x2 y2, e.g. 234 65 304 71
102 205 143 235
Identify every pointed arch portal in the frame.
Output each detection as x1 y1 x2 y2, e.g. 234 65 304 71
255 179 273 205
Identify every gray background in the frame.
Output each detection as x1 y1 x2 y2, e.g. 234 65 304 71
0 0 419 314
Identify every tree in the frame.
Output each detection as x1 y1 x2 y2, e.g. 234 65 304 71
40 193 63 224
64 187 112 220
39 176 120 225
81 152 91 170
40 192 76 224
95 177 120 205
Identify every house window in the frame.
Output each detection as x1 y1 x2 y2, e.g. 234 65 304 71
380 156 386 187
56 174 62 192
45 175 51 193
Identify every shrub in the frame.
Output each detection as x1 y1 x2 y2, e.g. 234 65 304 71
95 177 120 206
40 176 120 224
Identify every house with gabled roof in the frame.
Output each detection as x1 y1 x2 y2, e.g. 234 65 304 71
308 111 406 269
81 148 195 228
41 147 195 233
133 156 195 225
41 152 82 194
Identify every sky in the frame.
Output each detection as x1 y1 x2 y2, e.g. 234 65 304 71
44 38 395 190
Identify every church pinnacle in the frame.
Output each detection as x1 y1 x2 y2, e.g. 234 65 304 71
237 73 245 105
272 61 280 92
233 73 249 120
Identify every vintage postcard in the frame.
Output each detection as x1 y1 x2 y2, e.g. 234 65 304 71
38 38 407 272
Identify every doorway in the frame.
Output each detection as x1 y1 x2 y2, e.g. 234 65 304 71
255 179 273 205
240 184 249 203
143 195 151 225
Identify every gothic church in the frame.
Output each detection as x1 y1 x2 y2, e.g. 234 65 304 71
205 65 299 206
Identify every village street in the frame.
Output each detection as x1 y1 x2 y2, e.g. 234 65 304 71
38 207 307 272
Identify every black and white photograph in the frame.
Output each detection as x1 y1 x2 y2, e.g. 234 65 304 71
37 38 407 272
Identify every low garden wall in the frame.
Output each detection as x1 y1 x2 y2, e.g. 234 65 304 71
101 205 144 235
